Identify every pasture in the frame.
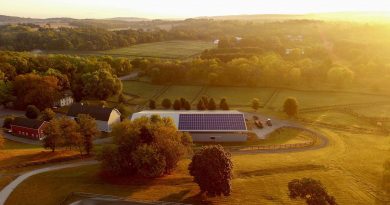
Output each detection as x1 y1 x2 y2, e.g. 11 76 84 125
6 127 390 205
97 40 215 59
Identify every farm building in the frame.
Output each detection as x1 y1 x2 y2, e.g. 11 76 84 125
131 110 248 142
67 103 121 132
54 90 74 107
10 117 47 140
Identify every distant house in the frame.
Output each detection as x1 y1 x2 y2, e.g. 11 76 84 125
67 103 121 132
10 117 47 140
54 90 74 107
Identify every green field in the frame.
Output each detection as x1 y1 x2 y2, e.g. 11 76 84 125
268 90 390 110
157 85 203 103
96 40 215 59
353 105 390 118
201 87 276 106
6 127 390 205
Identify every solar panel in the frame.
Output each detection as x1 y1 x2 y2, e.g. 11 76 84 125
178 114 246 131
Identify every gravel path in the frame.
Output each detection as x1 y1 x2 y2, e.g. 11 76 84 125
0 160 98 205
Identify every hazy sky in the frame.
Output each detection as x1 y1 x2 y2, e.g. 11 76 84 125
1 0 390 19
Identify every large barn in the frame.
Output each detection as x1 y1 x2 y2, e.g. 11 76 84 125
131 110 248 142
67 103 121 132
10 117 47 140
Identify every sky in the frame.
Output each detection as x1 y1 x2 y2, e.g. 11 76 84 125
1 0 390 19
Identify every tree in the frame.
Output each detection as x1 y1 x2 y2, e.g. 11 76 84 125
80 68 123 100
327 66 354 88
13 73 60 109
40 108 56 121
2 116 14 129
288 178 337 205
0 80 14 106
149 100 156 110
161 98 172 109
173 99 181 110
283 97 298 117
197 99 206 110
183 100 191 110
98 116 191 177
207 98 217 110
219 98 229 110
0 130 4 149
25 105 40 119
189 145 233 196
251 98 260 111
78 114 100 155
132 144 166 178
42 119 62 152
117 103 131 120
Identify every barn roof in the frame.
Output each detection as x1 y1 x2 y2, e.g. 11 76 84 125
67 103 119 121
11 117 45 129
131 110 247 132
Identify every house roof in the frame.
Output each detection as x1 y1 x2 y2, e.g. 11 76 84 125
11 117 45 129
67 103 119 121
131 110 247 132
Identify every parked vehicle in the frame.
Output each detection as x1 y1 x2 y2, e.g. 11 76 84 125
266 119 272 126
255 120 263 129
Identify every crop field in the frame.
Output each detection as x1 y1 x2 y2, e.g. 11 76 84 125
96 40 215 59
122 81 163 103
6 126 390 205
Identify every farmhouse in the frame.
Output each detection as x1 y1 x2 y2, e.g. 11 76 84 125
131 110 248 142
10 117 47 140
67 103 121 132
54 90 74 107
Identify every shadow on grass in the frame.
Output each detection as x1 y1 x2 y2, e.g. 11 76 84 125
237 164 326 178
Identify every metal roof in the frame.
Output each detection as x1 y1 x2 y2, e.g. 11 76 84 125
11 117 45 129
131 110 247 132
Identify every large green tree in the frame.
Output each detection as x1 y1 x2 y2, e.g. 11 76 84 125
189 145 233 196
77 114 100 155
80 69 122 100
283 97 299 117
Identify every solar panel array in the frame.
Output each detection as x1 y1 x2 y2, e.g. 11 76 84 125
178 114 246 131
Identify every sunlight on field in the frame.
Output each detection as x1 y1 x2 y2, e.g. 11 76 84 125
6 127 390 205
97 41 216 59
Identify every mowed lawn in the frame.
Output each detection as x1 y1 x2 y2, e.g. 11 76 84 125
122 81 163 104
6 127 390 205
268 90 390 110
96 40 216 59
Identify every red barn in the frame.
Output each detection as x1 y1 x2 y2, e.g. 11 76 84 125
10 117 47 140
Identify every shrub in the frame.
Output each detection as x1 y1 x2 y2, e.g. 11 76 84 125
132 144 166 178
283 97 298 117
149 100 156 110
189 145 233 196
40 108 56 121
25 105 40 119
173 99 181 110
2 116 14 129
288 178 337 205
161 98 172 109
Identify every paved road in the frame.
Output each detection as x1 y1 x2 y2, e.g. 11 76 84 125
0 160 98 205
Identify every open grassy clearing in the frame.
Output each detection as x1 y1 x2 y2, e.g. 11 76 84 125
96 40 215 59
299 110 377 129
200 87 276 106
6 126 390 205
156 85 202 103
268 90 390 110
122 81 162 98
353 105 390 118
44 41 215 59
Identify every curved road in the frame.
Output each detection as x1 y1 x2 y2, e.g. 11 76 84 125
0 160 98 205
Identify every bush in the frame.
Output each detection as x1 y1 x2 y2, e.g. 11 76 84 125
2 116 14 129
40 108 56 121
25 105 40 119
189 145 233 196
173 99 181 110
288 178 337 205
283 97 298 117
161 98 172 109
99 116 192 177
149 100 156 110
132 144 166 178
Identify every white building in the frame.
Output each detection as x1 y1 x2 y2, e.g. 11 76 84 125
67 103 121 132
131 110 248 142
54 90 74 107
